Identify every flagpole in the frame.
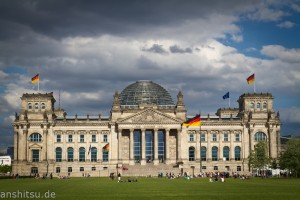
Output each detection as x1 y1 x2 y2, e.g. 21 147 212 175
254 80 256 93
229 97 230 108
38 73 40 93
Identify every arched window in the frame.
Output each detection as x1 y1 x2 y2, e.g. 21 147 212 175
79 147 85 162
201 146 207 161
235 146 241 161
91 147 97 162
28 103 32 110
56 147 62 162
29 133 42 142
250 102 254 109
263 102 267 109
34 103 39 109
212 146 218 161
67 147 73 162
223 146 229 161
189 147 195 161
257 102 261 109
41 103 46 110
255 132 267 141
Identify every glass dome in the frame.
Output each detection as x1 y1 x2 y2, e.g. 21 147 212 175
120 80 174 107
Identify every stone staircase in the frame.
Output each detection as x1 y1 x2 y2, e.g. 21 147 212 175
121 163 181 177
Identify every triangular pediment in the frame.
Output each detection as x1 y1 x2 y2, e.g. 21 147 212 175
118 108 182 124
28 143 43 149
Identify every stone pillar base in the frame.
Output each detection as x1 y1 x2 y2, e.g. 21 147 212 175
129 160 135 165
165 159 171 165
140 160 146 165
153 160 159 165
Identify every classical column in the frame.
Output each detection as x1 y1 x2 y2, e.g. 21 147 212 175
165 129 170 164
22 126 28 162
43 128 48 161
62 131 66 161
269 128 276 158
74 131 78 161
250 129 254 151
243 125 249 159
230 130 234 160
141 129 146 165
219 131 223 161
118 129 122 162
207 130 211 161
177 128 182 162
195 130 200 161
13 129 18 161
129 129 134 165
276 129 281 157
154 129 159 165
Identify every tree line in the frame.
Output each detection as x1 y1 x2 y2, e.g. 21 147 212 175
249 139 300 178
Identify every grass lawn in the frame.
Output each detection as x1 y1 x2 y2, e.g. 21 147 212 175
0 177 299 200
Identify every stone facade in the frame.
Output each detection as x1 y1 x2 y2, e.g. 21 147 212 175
12 81 281 177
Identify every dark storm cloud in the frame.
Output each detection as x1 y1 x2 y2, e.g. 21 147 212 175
142 44 168 54
0 0 262 40
169 45 193 54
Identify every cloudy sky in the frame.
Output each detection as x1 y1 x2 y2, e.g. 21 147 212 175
1 0 300 152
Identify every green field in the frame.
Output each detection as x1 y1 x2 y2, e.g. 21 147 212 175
0 177 299 200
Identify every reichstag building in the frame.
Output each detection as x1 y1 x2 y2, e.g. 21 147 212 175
12 80 281 177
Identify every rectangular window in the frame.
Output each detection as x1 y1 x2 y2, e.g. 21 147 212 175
68 135 73 142
92 135 96 142
92 167 96 171
237 166 241 171
225 166 230 171
68 167 72 173
200 134 205 142
214 166 218 170
212 133 217 142
189 134 194 142
103 151 109 162
80 167 84 172
56 167 61 173
202 166 206 170
32 150 39 162
80 135 85 142
235 134 240 142
224 133 228 141
103 134 108 142
31 167 38 174
56 135 61 142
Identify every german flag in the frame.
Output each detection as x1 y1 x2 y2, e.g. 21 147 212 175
31 74 39 83
182 115 201 127
103 143 109 152
247 74 255 84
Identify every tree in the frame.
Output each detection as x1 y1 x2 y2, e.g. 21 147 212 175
279 139 300 178
0 165 12 173
248 141 271 176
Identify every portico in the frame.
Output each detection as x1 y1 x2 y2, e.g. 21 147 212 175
118 127 180 165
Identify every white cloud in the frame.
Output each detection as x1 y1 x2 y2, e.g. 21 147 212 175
261 45 300 63
291 3 300 12
246 47 257 52
248 7 287 22
231 34 243 42
277 21 295 28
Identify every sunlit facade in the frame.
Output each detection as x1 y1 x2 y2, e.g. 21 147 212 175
12 80 281 177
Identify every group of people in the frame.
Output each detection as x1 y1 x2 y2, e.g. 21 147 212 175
32 173 53 179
